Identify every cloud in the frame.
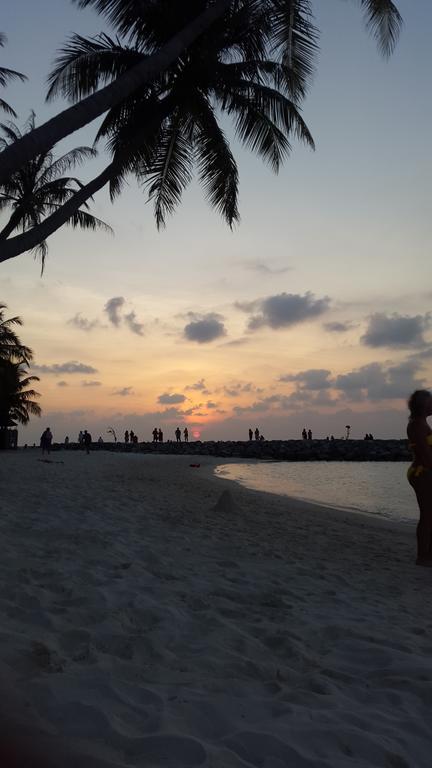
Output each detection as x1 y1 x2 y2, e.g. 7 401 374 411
104 296 125 327
334 360 424 401
183 313 227 343
81 380 102 387
206 401 218 409
237 292 330 331
243 261 291 276
279 369 333 390
112 387 133 397
68 313 99 332
323 321 353 333
33 361 98 374
185 379 207 392
361 313 431 349
222 338 250 347
124 311 144 336
57 380 68 387
223 382 263 398
158 393 187 405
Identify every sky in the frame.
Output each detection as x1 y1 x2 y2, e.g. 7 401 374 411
1 0 431 444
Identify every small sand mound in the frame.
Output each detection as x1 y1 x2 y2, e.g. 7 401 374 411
213 490 236 515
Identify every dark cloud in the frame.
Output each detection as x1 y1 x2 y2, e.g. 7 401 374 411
323 321 353 333
158 393 187 405
361 313 431 349
206 401 218 409
68 313 99 332
334 361 424 401
184 313 227 343
185 379 208 392
104 296 125 327
279 369 332 390
124 311 145 337
33 361 98 375
57 381 68 387
237 292 330 331
81 380 102 387
112 387 133 397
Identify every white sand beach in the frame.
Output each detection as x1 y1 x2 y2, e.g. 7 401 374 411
0 450 430 767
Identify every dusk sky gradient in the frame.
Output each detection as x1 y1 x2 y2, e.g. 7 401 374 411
1 0 431 444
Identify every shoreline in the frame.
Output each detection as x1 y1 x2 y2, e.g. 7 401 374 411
0 450 429 767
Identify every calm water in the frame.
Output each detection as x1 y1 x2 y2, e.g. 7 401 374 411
215 461 417 525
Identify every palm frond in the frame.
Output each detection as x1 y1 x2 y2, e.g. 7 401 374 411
37 146 97 185
0 65 27 89
65 207 114 234
269 0 318 98
0 98 17 117
193 94 239 227
358 0 402 56
144 111 194 228
47 33 145 102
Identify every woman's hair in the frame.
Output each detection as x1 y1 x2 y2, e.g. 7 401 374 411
408 389 431 419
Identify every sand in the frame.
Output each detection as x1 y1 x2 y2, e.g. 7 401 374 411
0 449 430 767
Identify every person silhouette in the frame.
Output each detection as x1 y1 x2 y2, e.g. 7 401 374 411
124 430 129 444
307 429 312 440
407 390 432 566
254 427 260 441
41 428 52 455
184 427 189 442
83 429 92 455
302 428 307 440
175 427 181 442
152 427 158 442
130 429 135 443
248 428 253 441
158 428 163 443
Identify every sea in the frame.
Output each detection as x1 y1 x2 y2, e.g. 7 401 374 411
215 461 417 525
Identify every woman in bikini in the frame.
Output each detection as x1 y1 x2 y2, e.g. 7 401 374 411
407 390 432 566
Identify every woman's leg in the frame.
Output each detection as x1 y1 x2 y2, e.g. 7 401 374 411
410 474 432 561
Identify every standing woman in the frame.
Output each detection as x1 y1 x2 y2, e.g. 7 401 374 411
407 390 432 566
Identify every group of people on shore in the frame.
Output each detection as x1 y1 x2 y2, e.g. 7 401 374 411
175 427 189 442
124 429 138 444
152 427 164 442
248 427 265 441
301 428 313 440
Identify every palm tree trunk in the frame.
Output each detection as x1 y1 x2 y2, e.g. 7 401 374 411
0 207 25 240
0 163 115 263
0 0 231 184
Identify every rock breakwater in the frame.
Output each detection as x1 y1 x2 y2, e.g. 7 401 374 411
52 439 410 462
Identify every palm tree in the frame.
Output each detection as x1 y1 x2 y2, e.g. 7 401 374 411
0 0 402 186
0 360 41 445
0 112 112 272
0 303 32 363
0 305 40 447
0 0 316 263
0 33 27 117
46 2 316 229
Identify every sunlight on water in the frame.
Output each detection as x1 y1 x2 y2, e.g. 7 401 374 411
215 462 417 525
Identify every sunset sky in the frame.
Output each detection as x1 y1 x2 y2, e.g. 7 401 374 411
1 0 431 444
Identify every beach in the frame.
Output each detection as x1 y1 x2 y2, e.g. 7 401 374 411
0 450 430 767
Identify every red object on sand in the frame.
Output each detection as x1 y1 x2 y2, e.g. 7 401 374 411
189 463 201 468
